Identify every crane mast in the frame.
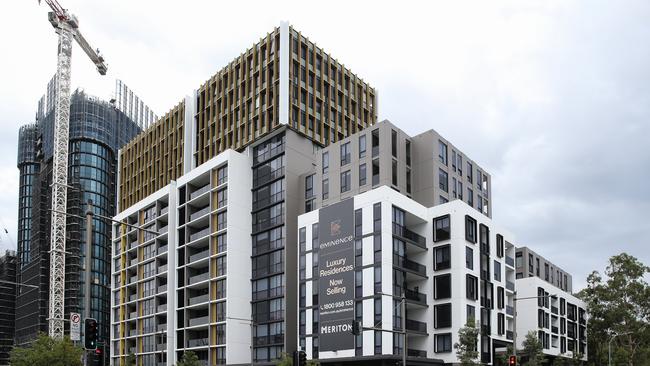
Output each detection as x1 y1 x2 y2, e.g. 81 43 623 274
39 0 108 339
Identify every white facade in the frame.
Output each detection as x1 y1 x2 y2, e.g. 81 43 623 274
111 150 252 366
515 277 587 361
297 186 516 365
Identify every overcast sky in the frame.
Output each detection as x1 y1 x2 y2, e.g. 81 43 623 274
1 0 648 290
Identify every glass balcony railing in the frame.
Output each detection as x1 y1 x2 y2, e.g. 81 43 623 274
408 349 427 358
506 280 515 291
505 255 515 267
405 319 427 334
190 184 211 200
506 305 514 316
393 223 426 248
187 337 209 347
189 272 209 285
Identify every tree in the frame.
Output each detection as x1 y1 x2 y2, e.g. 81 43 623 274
521 330 545 366
579 253 650 366
454 318 480 366
10 333 84 366
494 344 514 366
177 351 200 366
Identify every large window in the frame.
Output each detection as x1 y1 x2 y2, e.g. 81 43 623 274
434 215 450 242
322 152 329 174
434 274 451 299
305 175 314 198
479 224 489 253
340 142 351 166
392 130 398 157
465 215 477 243
434 245 451 270
466 274 478 300
322 178 329 200
439 169 448 192
359 164 367 186
494 260 501 282
359 135 367 158
434 303 452 328
466 247 474 270
435 333 452 353
340 170 351 193
439 140 448 165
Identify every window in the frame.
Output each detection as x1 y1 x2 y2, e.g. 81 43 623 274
434 303 452 328
439 196 448 204
496 234 504 257
371 129 379 157
405 140 411 166
452 150 457 171
439 169 448 192
545 263 549 281
359 135 367 158
406 168 412 194
477 170 483 191
356 163 367 186
374 266 382 293
434 275 451 299
340 143 352 167
516 252 523 268
466 247 474 270
467 162 473 183
466 274 478 300
467 305 475 322
435 333 452 353
217 165 228 185
465 215 477 243
434 215 450 242
372 159 380 186
434 245 450 270
340 170 351 193
452 177 457 198
322 178 329 200
529 254 534 273
497 287 504 309
479 224 489 253
494 261 501 282
467 188 473 207
374 330 382 355
439 140 448 165
498 313 505 335
305 175 314 198
391 130 398 157
322 152 329 174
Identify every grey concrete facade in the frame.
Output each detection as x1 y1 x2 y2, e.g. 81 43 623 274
515 246 573 293
298 120 492 218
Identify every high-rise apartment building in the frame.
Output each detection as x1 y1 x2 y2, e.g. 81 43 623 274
515 246 573 293
0 250 17 365
14 77 151 355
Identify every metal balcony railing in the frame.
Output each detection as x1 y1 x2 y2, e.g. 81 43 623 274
393 223 426 248
393 254 427 277
404 288 427 305
407 349 427 358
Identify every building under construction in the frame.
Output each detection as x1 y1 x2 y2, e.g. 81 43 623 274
14 78 152 359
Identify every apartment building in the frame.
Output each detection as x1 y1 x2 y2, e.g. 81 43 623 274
515 276 587 361
111 151 252 366
297 187 515 365
298 120 492 218
515 247 573 293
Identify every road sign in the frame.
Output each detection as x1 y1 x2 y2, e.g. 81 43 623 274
70 312 81 341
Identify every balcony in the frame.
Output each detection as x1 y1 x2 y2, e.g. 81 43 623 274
506 305 514 316
189 206 211 222
189 272 210 285
392 223 426 249
129 311 137 320
253 334 285 346
129 294 137 302
407 349 427 358
158 226 168 234
187 337 209 348
157 245 168 255
158 264 168 274
552 326 559 334
404 288 427 306
160 206 169 215
188 293 209 306
189 250 210 263
405 319 427 334
157 304 167 313
188 315 210 327
190 184 211 200
157 324 167 332
252 191 285 211
505 255 515 267
189 227 211 242
372 146 379 157
393 255 427 278
551 306 559 315
129 275 138 284
156 343 166 351
506 280 515 291
130 258 138 267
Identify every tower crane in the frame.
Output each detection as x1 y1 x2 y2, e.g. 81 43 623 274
38 0 108 339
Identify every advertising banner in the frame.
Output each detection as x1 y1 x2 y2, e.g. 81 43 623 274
317 198 355 352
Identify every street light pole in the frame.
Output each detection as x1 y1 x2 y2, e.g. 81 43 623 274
609 331 632 366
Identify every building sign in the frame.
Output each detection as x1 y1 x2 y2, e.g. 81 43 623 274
70 312 81 341
318 199 355 352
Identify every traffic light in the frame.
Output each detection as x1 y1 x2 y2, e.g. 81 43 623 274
92 347 103 366
84 318 98 349
509 355 517 366
292 350 307 366
351 320 360 335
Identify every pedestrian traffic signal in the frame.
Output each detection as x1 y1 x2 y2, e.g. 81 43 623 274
509 355 517 366
85 318 98 349
92 347 103 366
351 320 361 335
